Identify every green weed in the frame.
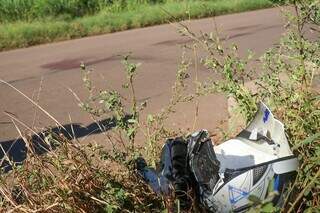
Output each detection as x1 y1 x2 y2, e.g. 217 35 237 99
0 0 318 212
181 0 320 211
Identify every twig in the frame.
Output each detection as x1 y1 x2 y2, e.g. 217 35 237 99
287 169 320 213
0 79 66 131
192 45 199 131
32 76 44 129
4 111 45 144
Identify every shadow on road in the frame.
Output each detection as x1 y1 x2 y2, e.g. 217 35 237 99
0 118 116 171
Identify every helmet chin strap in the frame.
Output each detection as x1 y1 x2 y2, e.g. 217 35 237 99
238 129 275 145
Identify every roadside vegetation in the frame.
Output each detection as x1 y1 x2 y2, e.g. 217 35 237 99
0 0 319 212
0 0 274 51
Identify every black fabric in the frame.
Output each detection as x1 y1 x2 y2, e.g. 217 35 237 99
252 165 268 185
170 138 193 210
137 132 220 211
171 138 189 182
237 129 275 145
272 171 297 207
192 141 220 188
187 131 220 211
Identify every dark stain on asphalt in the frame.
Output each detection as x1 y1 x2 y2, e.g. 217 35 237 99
41 55 154 72
155 24 282 46
227 24 261 31
0 121 12 125
155 32 254 46
222 25 282 41
153 38 194 46
259 24 283 31
221 32 254 41
7 76 37 84
41 57 89 71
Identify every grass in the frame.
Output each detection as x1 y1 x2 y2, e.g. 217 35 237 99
0 0 170 23
0 128 161 212
0 1 319 211
0 0 274 51
0 0 111 22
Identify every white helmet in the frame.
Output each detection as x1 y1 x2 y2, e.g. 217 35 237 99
189 102 298 212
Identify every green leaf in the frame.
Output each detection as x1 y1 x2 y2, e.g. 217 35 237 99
303 182 315 196
248 195 261 205
267 176 275 193
127 119 137 124
293 133 320 150
127 128 136 137
147 114 154 123
261 203 276 212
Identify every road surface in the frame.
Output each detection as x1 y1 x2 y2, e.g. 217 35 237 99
0 7 289 147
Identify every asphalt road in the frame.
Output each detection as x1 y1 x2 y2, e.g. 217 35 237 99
0 7 289 146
